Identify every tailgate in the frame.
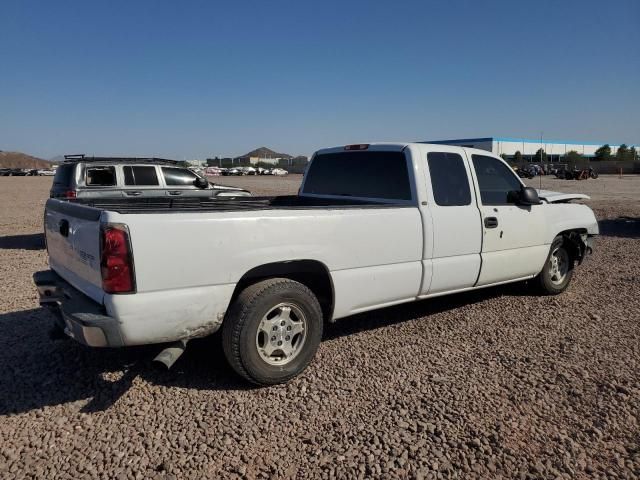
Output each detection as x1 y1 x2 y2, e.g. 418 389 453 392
44 199 104 303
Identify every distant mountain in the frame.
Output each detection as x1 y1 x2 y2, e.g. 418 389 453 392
240 147 293 159
0 151 51 169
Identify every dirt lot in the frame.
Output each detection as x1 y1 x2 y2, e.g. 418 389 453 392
0 175 638 479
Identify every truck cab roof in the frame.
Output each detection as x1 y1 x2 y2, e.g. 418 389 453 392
314 142 496 158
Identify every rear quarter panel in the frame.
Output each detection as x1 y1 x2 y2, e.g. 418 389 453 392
105 206 423 334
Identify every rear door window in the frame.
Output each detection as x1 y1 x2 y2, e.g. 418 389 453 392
162 167 198 186
123 166 159 186
85 166 116 186
302 151 412 201
427 152 471 206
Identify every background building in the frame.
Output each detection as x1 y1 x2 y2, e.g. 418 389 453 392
186 159 206 167
426 137 637 161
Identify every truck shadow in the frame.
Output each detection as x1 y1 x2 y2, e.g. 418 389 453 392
324 282 523 340
0 233 45 250
0 282 530 415
0 308 249 416
598 217 640 238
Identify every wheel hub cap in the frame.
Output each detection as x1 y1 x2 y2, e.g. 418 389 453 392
256 303 306 366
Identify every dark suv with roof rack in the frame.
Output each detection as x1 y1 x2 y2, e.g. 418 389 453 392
50 155 251 199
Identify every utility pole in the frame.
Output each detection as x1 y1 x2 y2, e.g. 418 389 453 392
540 132 543 190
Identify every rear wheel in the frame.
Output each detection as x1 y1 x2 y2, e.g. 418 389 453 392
222 278 323 385
534 236 574 295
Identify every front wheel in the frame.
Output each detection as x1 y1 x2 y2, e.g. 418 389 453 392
533 237 574 295
222 278 323 385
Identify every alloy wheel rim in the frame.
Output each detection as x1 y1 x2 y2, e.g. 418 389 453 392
256 303 307 366
549 247 569 285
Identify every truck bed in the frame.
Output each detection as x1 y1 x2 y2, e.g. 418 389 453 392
55 195 407 214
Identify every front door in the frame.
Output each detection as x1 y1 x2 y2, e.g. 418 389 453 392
161 167 209 198
469 154 548 285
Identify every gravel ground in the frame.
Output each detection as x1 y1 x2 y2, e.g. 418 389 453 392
0 176 639 479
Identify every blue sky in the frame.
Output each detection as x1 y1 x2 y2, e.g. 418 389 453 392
1 0 638 159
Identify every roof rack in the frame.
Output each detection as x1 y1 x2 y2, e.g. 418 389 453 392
63 154 180 165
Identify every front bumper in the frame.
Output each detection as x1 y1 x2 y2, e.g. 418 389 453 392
586 235 596 255
33 270 124 347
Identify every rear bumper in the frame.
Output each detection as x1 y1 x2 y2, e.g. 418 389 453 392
33 270 124 347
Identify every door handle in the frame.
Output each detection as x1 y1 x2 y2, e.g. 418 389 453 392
168 191 183 196
484 217 499 229
126 191 142 196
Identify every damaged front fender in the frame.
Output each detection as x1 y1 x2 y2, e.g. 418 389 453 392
564 231 595 265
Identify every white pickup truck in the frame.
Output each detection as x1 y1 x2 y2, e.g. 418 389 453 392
34 143 598 385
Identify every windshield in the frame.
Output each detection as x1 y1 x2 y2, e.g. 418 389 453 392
302 151 412 201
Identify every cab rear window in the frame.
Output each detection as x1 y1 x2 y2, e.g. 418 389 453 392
302 151 412 201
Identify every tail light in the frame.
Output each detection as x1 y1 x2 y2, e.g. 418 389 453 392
100 224 135 294
64 190 77 198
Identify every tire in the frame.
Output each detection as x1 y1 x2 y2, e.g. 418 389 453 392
534 236 574 295
222 278 323 385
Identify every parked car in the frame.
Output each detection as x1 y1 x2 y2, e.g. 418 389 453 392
0 168 12 176
270 168 288 176
27 168 54 177
34 143 597 385
204 167 222 176
38 169 56 176
556 167 599 180
50 155 251 199
241 166 257 175
223 167 242 176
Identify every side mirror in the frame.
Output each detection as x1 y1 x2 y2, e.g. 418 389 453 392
194 177 209 189
518 186 541 205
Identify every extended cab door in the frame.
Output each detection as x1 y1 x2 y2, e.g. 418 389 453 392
418 146 482 295
469 154 548 285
